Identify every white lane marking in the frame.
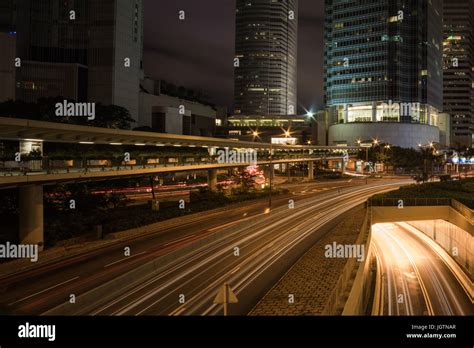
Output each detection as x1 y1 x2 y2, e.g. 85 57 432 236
104 251 147 268
8 276 80 305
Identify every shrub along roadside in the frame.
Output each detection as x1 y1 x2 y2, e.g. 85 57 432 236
372 179 474 209
44 187 289 247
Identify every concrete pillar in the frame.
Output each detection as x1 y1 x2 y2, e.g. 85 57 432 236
343 104 349 123
207 169 218 191
308 161 314 180
265 164 274 180
372 102 377 122
19 185 44 251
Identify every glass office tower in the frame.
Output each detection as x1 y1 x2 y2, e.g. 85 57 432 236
325 0 444 148
4 0 143 121
443 0 474 149
234 0 298 116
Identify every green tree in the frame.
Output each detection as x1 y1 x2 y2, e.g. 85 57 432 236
92 104 135 129
0 98 136 130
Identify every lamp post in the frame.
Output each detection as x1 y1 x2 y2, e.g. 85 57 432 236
358 139 379 184
269 141 273 209
365 147 369 184
383 144 391 174
418 142 437 182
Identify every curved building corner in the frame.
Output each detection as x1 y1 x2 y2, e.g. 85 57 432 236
328 123 440 149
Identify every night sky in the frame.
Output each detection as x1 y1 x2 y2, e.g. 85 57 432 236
143 0 325 114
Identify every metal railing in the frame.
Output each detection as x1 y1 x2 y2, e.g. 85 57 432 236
451 199 474 222
369 198 473 222
368 198 451 207
0 155 344 177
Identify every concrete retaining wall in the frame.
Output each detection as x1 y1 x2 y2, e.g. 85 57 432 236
341 213 375 315
371 205 473 235
343 201 473 314
407 220 473 278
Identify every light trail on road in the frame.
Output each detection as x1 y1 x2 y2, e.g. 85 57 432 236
372 223 473 316
0 179 368 314
88 182 408 316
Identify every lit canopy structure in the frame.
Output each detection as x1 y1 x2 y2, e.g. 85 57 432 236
0 117 360 152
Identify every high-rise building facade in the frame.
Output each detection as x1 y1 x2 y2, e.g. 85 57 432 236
1 0 143 121
325 0 444 148
0 32 16 102
0 0 17 102
443 0 474 149
88 0 144 121
0 0 16 33
234 0 298 116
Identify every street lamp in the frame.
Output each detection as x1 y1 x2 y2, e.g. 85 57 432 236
417 142 438 182
268 140 273 209
358 139 378 184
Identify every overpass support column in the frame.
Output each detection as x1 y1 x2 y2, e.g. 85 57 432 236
19 185 44 251
207 169 218 191
264 165 274 182
308 161 314 180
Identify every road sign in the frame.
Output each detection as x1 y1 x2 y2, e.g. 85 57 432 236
360 143 372 148
213 283 238 316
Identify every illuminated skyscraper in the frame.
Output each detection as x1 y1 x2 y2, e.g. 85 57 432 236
325 0 444 148
234 0 298 116
443 0 474 148
4 0 144 121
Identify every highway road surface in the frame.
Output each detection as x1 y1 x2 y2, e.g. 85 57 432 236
0 178 364 315
372 223 473 316
85 181 408 316
0 178 408 316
